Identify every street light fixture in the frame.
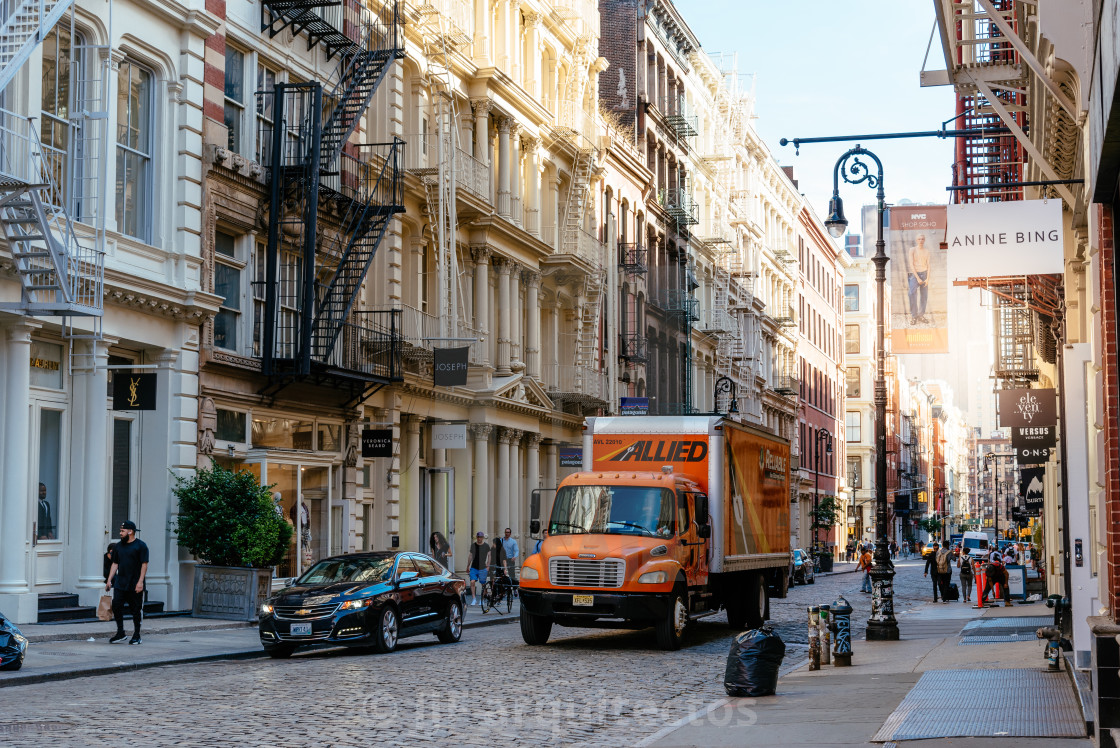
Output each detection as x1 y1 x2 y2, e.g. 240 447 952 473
813 427 834 563
714 375 738 415
984 452 1014 545
827 145 898 641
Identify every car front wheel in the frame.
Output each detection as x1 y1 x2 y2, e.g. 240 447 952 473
373 606 400 653
437 600 463 644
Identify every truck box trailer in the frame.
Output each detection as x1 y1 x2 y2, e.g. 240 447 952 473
518 416 792 649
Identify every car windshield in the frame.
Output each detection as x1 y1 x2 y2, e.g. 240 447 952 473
297 557 395 585
549 485 676 537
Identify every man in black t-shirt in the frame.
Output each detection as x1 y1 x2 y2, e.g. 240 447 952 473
105 520 149 644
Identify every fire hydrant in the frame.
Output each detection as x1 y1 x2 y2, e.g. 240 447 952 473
808 606 820 671
1037 595 1070 671
830 595 853 667
819 605 831 666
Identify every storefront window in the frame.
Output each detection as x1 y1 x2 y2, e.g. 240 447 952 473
37 410 62 540
216 408 246 442
252 416 313 449
110 418 133 532
30 341 63 389
317 423 342 452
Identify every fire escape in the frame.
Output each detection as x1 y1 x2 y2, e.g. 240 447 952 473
0 5 106 340
256 0 405 395
618 239 648 366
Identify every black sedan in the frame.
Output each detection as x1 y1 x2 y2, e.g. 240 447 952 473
259 551 467 658
0 614 27 671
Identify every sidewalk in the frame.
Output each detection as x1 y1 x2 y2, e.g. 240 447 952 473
644 601 1092 748
1 599 520 688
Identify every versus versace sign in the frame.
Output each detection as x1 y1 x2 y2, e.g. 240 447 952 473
361 429 393 458
112 373 157 410
433 347 470 387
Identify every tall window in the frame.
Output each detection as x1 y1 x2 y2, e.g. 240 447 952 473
844 284 859 312
847 457 862 489
224 46 245 153
846 366 861 398
846 411 861 442
845 324 860 354
41 26 82 212
250 242 302 359
116 59 153 241
213 230 243 350
256 64 276 164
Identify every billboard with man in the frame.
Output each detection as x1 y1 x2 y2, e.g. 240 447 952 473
887 206 949 353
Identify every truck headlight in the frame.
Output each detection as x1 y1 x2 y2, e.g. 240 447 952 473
638 571 667 584
521 566 539 580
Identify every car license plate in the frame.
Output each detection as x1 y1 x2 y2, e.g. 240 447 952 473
572 594 594 607
290 622 312 636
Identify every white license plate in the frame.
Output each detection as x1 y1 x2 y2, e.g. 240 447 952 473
290 622 312 636
572 594 594 607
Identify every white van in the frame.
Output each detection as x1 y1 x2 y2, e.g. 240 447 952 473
961 531 990 558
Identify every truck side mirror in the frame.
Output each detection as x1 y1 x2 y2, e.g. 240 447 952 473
530 519 541 535
697 524 711 539
694 493 709 522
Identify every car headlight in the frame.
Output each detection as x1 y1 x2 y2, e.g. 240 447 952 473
340 598 373 611
259 603 274 615
521 566 539 580
638 571 667 584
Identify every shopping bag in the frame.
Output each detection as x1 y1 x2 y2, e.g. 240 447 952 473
97 593 113 621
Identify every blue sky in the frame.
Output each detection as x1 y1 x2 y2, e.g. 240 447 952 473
680 0 957 222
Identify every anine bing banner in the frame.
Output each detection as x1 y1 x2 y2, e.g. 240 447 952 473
361 429 393 458
112 373 157 410
430 423 467 449
887 206 949 353
946 199 1064 279
433 346 470 387
1020 466 1045 513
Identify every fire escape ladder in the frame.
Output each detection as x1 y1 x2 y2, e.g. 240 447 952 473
0 0 75 94
319 1 403 168
311 138 404 362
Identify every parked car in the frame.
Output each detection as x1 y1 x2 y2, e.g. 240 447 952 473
922 543 939 558
258 551 467 658
0 614 27 671
792 548 815 585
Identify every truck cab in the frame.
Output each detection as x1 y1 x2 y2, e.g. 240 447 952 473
519 468 711 650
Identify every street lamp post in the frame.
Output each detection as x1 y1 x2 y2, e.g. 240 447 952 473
714 375 738 416
813 427 834 562
984 452 1008 545
824 145 898 640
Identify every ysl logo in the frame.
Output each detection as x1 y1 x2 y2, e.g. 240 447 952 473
128 377 140 407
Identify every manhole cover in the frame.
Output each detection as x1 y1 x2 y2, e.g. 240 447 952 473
958 633 1038 645
962 617 1051 631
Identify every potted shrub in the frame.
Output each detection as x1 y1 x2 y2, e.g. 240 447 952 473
810 496 838 572
173 461 293 621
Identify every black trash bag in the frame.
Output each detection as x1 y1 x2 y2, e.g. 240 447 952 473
724 626 785 697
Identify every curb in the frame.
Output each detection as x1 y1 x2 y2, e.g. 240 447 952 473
23 620 257 644
2 610 520 689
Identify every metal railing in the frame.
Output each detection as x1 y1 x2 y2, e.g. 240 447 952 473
404 132 491 203
548 364 608 402
699 308 737 333
325 309 403 380
553 99 597 148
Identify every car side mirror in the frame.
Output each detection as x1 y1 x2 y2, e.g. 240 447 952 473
530 519 541 535
697 524 711 539
397 571 419 585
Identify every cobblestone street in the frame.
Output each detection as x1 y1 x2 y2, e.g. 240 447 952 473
0 559 947 748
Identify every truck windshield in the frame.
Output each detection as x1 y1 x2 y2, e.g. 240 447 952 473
549 485 676 538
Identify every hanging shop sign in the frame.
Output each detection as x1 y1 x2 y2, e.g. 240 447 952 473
361 429 393 458
1019 466 1045 513
620 397 649 415
112 373 157 410
559 448 583 468
946 199 1064 278
433 347 470 387
431 423 467 449
887 206 949 353
997 388 1057 429
1014 444 1053 465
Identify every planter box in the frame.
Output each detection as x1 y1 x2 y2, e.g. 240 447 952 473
192 565 273 621
817 555 834 573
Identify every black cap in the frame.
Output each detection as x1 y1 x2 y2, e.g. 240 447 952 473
121 520 138 531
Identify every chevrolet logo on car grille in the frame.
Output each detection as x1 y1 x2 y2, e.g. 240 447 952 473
295 609 312 616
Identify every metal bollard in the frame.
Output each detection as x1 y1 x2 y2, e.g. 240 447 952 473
830 595 853 667
819 605 831 665
808 606 820 671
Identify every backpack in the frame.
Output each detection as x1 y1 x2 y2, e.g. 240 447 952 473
936 549 951 574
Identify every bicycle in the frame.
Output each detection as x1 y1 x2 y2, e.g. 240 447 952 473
480 565 513 614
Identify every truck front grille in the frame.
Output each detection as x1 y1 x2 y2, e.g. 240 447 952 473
549 557 625 588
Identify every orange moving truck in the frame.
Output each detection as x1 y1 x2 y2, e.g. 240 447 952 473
518 416 792 650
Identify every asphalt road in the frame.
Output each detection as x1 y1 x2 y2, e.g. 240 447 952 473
0 558 942 748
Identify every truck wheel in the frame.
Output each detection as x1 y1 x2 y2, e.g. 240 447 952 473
746 573 768 629
655 591 688 650
520 608 553 645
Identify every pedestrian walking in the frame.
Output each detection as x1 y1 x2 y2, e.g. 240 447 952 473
958 552 974 603
500 527 519 583
105 521 148 644
845 540 855 563
925 540 952 602
465 531 490 605
429 531 451 570
858 546 874 592
889 540 898 560
981 548 1013 607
